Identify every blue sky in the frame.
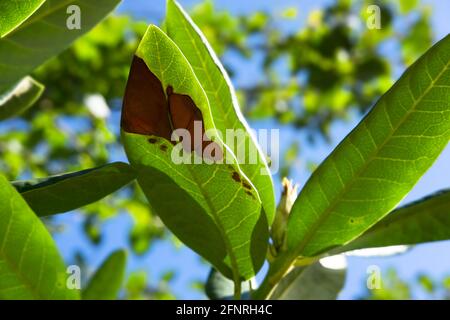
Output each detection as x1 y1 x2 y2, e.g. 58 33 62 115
53 0 450 299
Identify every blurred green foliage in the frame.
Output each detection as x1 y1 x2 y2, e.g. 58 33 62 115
362 269 450 300
124 270 176 299
188 0 433 140
0 0 435 298
0 14 167 288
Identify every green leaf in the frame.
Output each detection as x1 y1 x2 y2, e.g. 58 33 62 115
0 173 78 299
0 0 45 37
205 268 254 300
334 189 450 253
286 34 450 258
0 76 44 121
13 162 136 216
122 25 268 282
270 261 346 300
82 249 127 300
164 0 275 222
255 34 450 299
0 0 121 93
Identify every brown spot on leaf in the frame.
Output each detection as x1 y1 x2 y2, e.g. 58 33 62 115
167 85 204 153
148 138 158 144
246 191 255 199
167 88 223 161
121 56 171 140
160 144 168 152
242 181 252 190
122 56 222 161
232 172 241 182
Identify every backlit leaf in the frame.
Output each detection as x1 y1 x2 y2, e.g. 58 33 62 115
0 0 45 37
255 35 450 298
165 0 275 222
121 25 268 282
0 173 78 299
335 189 450 253
286 35 450 258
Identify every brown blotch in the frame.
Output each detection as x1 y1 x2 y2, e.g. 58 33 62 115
148 138 158 144
242 181 252 190
232 172 241 182
160 145 168 152
121 56 172 139
167 87 223 161
246 190 255 199
121 55 223 161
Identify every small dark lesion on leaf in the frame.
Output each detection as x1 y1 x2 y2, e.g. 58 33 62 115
245 190 255 199
232 172 241 182
159 144 168 152
148 137 158 144
349 218 355 224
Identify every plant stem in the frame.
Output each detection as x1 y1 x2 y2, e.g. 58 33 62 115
233 279 242 300
252 252 295 300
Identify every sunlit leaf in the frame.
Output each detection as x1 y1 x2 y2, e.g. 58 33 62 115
121 25 268 282
165 0 275 222
335 189 450 253
286 35 450 258
0 0 45 37
254 35 450 299
0 173 78 299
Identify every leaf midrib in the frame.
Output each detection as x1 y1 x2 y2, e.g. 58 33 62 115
292 56 450 257
185 164 242 280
